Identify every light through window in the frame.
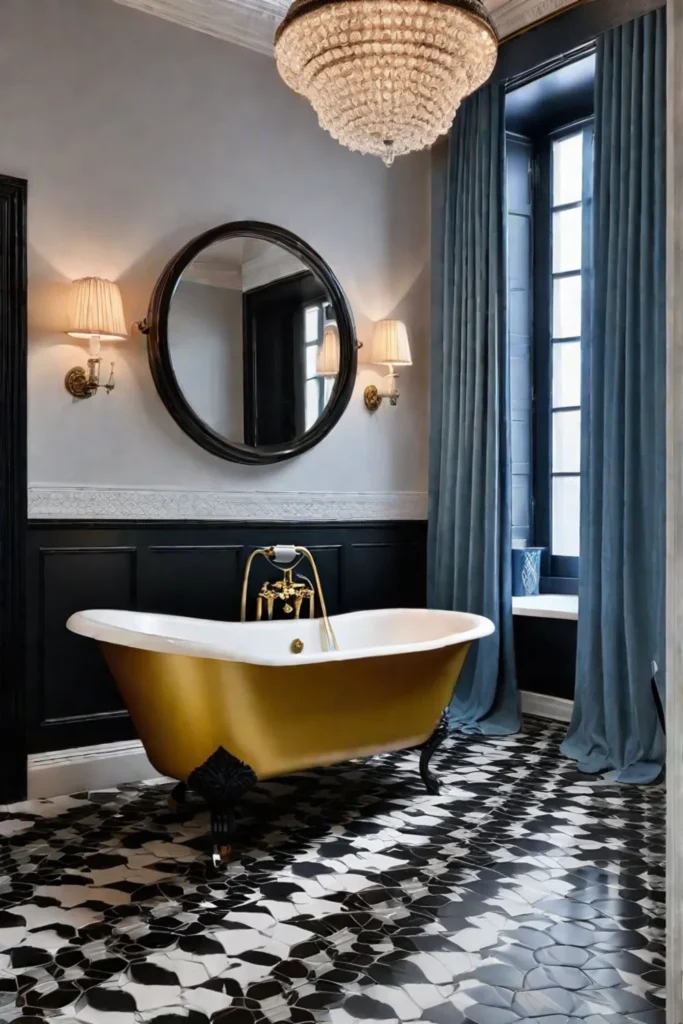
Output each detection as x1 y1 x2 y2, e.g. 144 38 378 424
550 130 584 558
304 302 334 431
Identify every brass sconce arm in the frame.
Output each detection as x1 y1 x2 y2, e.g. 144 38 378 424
132 318 150 335
65 359 116 399
364 370 401 412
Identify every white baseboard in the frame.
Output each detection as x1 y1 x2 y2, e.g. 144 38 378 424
25 693 573 801
521 690 574 724
27 739 163 800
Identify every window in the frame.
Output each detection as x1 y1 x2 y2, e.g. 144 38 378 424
548 128 588 562
506 52 595 592
507 108 594 591
303 301 334 431
537 121 593 581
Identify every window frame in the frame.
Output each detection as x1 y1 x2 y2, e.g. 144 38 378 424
533 116 594 587
303 300 335 429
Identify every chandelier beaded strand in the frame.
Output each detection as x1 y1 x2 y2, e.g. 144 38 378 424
274 0 498 165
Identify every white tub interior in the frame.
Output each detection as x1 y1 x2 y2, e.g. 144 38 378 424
67 607 495 667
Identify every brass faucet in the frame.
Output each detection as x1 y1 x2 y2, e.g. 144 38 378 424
255 567 315 622
240 546 338 651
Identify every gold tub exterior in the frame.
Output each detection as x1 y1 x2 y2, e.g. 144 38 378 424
102 641 470 782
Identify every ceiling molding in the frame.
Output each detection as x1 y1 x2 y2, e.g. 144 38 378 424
109 0 584 57
182 261 243 289
110 0 286 55
491 0 588 37
180 247 305 290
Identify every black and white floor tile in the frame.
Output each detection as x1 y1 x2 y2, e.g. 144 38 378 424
0 717 665 1024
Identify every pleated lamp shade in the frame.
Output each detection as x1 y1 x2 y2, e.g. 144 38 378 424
316 323 340 377
371 320 412 366
67 278 127 341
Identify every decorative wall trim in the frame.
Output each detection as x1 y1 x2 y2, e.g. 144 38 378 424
28 486 428 522
27 740 162 800
520 690 574 723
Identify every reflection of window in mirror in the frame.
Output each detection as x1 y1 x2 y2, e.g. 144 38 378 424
506 51 595 594
304 302 335 431
242 269 334 446
166 233 340 450
155 225 356 463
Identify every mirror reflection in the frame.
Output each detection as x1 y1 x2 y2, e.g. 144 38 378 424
167 237 338 447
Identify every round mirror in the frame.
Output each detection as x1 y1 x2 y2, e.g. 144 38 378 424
147 222 357 465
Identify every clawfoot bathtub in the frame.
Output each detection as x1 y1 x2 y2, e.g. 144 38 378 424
67 607 494 863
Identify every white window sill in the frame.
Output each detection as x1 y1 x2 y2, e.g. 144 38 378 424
512 595 578 621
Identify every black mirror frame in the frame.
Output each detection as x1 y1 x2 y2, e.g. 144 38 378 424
147 220 358 465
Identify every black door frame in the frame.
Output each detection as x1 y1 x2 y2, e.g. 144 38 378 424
0 175 27 804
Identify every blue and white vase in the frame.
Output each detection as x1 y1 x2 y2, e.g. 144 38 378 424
511 547 545 597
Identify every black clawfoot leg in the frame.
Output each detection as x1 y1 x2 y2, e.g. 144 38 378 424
419 711 450 795
210 806 237 868
187 746 257 867
167 781 188 812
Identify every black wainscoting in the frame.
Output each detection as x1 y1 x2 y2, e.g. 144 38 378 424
27 520 428 754
514 616 577 702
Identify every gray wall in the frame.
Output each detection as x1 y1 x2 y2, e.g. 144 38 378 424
4 0 430 498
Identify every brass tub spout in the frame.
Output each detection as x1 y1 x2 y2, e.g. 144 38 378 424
240 546 338 651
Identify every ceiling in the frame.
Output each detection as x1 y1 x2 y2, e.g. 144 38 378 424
506 51 595 135
182 237 306 290
110 0 581 57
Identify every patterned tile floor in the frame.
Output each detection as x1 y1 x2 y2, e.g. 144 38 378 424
0 717 666 1024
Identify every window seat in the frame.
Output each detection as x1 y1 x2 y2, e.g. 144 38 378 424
512 594 578 621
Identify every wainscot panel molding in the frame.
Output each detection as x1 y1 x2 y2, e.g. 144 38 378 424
28 487 429 523
27 519 428 754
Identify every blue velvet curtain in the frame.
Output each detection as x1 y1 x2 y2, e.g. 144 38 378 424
428 85 520 735
561 9 666 782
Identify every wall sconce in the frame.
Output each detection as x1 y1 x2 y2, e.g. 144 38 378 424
65 278 127 399
364 320 412 411
316 322 340 377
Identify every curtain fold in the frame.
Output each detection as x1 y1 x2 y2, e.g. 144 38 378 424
428 85 520 735
561 9 666 782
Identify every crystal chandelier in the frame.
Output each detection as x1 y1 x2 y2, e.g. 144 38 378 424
274 0 498 166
